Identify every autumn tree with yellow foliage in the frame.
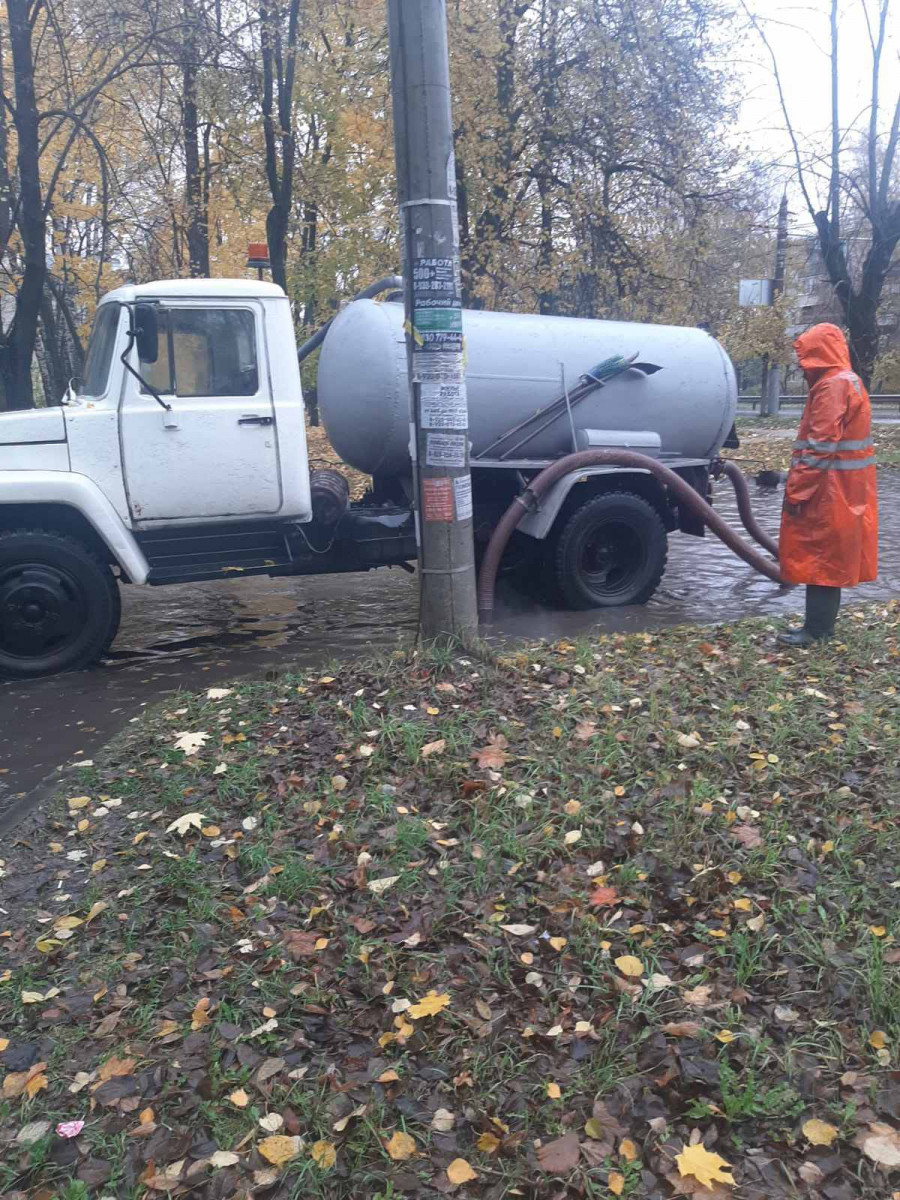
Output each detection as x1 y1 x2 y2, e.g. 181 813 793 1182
1 0 772 411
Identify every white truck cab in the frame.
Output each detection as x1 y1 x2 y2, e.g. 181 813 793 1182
57 279 312 531
0 280 415 678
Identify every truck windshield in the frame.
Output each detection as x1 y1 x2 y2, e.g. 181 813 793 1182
79 303 120 397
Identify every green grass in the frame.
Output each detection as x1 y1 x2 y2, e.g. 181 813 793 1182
2 606 900 1196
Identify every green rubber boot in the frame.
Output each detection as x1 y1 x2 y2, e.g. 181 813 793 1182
778 585 841 647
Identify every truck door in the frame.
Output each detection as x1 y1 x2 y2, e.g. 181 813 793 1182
121 303 282 522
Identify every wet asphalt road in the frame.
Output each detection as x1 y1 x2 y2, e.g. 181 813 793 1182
2 478 898 830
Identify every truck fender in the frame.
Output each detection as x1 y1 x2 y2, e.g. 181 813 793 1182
517 466 654 540
0 471 150 584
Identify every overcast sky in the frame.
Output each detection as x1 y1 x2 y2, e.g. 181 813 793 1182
734 0 898 230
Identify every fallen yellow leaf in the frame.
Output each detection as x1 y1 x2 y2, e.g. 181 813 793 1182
870 1030 888 1049
676 1143 735 1189
870 925 887 937
53 915 84 932
191 997 212 1030
385 1130 417 1161
802 1118 839 1146
259 1135 303 1166
619 1138 638 1161
228 1088 249 1108
408 990 450 1019
546 1081 562 1100
310 1139 336 1169
614 955 644 978
98 1055 136 1081
447 1158 478 1185
609 1170 625 1196
476 1130 501 1153
25 1074 48 1098
715 1029 736 1044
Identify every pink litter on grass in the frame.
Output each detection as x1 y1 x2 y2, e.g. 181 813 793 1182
56 1120 84 1138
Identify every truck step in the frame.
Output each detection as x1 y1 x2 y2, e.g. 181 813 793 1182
138 523 292 585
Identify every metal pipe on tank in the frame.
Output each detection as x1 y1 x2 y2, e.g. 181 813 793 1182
297 276 404 365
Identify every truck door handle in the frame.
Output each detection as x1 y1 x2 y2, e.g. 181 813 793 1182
238 415 274 426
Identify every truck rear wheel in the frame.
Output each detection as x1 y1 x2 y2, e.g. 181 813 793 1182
554 491 667 609
0 529 121 678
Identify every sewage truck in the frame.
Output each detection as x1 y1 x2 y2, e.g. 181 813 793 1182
0 278 739 678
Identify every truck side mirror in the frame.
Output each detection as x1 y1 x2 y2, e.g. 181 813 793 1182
134 303 159 364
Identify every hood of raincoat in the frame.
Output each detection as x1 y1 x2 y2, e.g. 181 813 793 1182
793 323 851 382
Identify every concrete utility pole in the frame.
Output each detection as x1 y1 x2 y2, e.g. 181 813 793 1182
762 193 790 417
387 0 478 639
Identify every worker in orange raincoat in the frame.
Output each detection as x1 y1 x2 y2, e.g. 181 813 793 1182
778 323 878 646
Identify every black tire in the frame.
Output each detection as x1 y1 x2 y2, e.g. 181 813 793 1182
0 529 121 679
554 491 668 609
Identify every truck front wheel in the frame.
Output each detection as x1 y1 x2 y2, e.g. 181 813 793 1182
0 529 121 678
554 491 668 609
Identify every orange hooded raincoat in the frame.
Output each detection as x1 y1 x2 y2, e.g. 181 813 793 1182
779 323 878 587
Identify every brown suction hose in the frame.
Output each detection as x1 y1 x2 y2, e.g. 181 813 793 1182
718 460 780 559
477 449 785 622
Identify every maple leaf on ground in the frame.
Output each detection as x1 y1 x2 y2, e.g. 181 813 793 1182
732 823 763 849
173 731 209 756
408 990 451 1019
676 1143 735 1189
590 886 619 908
683 984 712 1009
166 811 206 837
98 1056 136 1081
473 733 508 770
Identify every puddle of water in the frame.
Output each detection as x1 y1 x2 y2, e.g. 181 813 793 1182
2 477 898 825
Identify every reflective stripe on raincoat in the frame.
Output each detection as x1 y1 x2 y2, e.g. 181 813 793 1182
779 323 878 587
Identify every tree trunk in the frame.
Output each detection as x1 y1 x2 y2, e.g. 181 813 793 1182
183 6 210 277
39 291 69 404
260 0 301 294
1 0 46 410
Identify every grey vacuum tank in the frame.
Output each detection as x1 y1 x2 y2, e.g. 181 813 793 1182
317 299 737 477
